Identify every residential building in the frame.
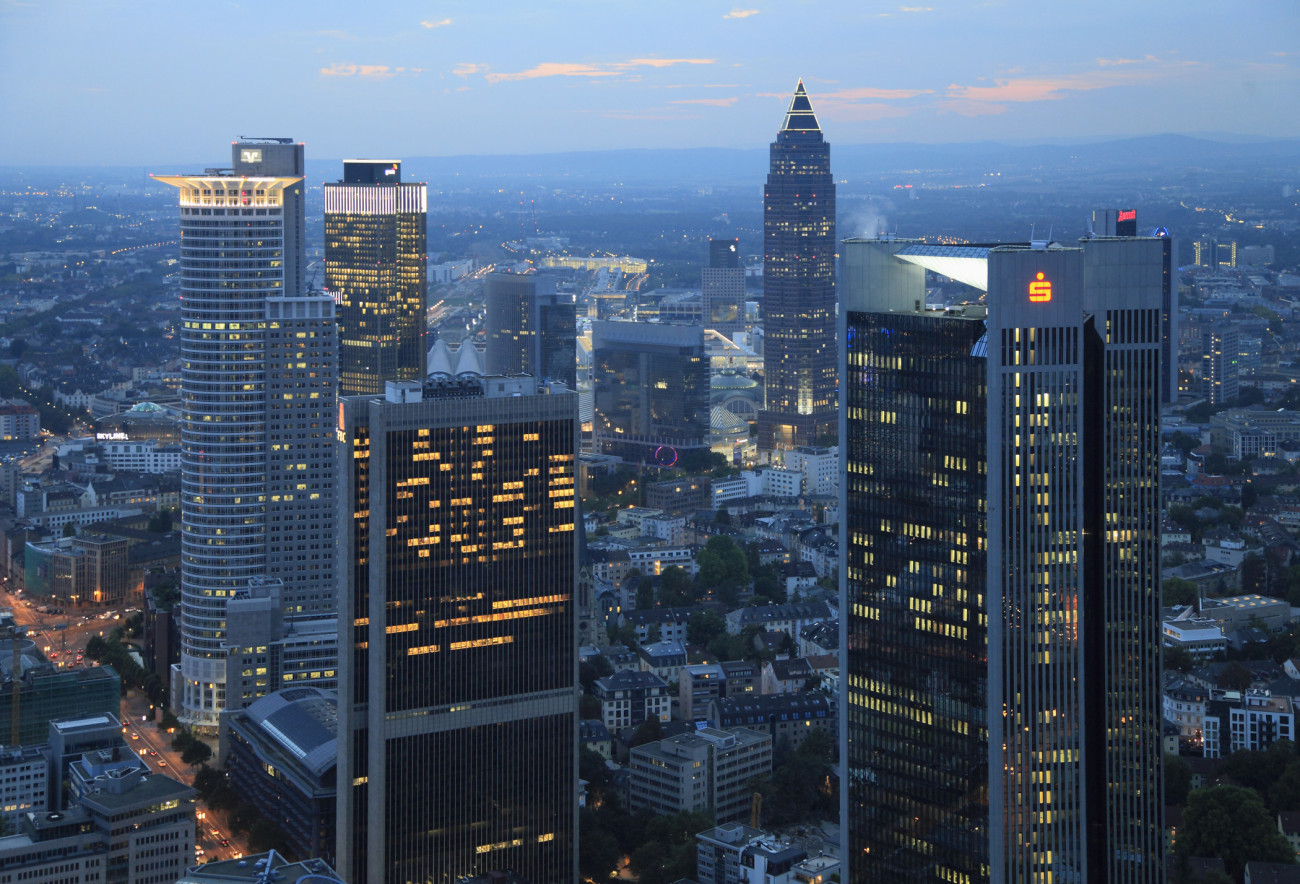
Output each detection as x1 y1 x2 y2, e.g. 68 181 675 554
697 822 766 884
1204 324 1240 406
1203 692 1294 758
681 664 727 723
593 669 672 731
628 727 772 821
156 138 338 731
637 640 687 683
325 159 427 395
711 691 833 752
757 82 837 451
842 234 1166 881
783 447 838 496
760 657 815 695
725 601 833 639
336 376 578 884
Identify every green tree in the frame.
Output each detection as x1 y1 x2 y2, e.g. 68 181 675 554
578 808 622 881
1166 753 1192 806
1241 553 1267 595
714 508 732 526
1219 661 1254 693
1163 577 1200 608
629 716 663 748
1241 482 1260 510
696 536 749 596
1169 431 1200 456
752 565 785 605
1270 759 1300 813
1177 785 1295 878
1164 645 1196 674
687 610 727 647
579 693 602 721
181 740 212 766
247 818 287 853
658 566 696 607
147 508 174 534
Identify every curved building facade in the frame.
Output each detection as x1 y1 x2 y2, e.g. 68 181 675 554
157 140 337 730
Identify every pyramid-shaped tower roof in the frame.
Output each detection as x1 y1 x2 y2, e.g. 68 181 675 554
781 79 821 133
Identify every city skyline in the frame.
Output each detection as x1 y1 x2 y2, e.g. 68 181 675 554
1 1 1297 166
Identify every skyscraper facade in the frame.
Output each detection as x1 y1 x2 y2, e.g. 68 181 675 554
325 159 428 396
484 271 577 388
842 236 1164 883
336 376 578 884
702 237 745 336
156 138 337 730
758 82 837 451
1203 324 1240 406
591 321 710 463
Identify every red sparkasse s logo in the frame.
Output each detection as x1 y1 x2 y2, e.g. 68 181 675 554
1029 272 1052 303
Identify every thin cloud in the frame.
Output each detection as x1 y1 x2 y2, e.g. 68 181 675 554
420 18 452 28
453 62 487 78
723 9 759 18
898 5 932 10
1097 55 1156 67
486 63 622 84
668 97 738 107
932 99 1008 116
824 87 934 100
482 57 714 84
321 63 423 79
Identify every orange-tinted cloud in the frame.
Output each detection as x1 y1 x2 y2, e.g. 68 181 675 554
420 18 452 29
453 63 486 78
723 9 759 18
321 63 424 78
482 57 714 84
486 63 622 84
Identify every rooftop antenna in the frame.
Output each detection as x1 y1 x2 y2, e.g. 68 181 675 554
1030 224 1049 251
1085 217 1096 239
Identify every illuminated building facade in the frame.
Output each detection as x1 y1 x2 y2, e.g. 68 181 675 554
484 271 577 388
758 81 837 451
842 236 1164 883
336 376 578 884
156 139 338 730
1203 324 1240 406
703 237 745 336
591 321 710 463
326 160 428 396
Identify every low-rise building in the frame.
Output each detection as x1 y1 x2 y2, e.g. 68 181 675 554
1203 691 1294 759
226 687 338 867
680 664 727 724
0 746 51 829
638 640 687 684
726 602 834 640
1162 619 1228 659
711 692 834 752
760 658 814 695
628 727 772 822
593 670 672 731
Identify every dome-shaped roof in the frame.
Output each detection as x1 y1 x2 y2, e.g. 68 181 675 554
127 402 167 414
710 406 748 434
711 374 759 390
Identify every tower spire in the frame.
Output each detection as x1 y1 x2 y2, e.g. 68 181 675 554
781 79 821 132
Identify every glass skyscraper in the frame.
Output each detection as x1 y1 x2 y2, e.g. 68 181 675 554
483 271 577 389
325 159 428 396
336 376 578 884
590 320 710 463
155 139 338 730
758 81 837 451
842 236 1164 883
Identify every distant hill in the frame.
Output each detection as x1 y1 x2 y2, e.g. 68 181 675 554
335 134 1300 187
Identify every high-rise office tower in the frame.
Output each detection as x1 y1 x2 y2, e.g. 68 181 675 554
758 81 837 451
325 159 428 395
336 376 578 884
703 238 745 336
1092 210 1179 403
841 236 1164 883
591 321 710 463
484 271 577 388
156 138 338 730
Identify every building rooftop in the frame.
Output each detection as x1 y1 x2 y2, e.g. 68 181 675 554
241 687 338 779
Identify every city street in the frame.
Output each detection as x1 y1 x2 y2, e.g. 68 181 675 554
1 583 248 865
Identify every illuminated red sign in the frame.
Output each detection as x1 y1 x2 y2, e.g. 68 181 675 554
1117 209 1136 222
1029 272 1052 303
